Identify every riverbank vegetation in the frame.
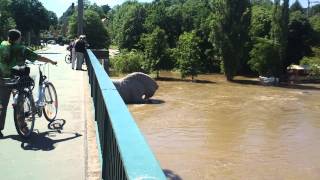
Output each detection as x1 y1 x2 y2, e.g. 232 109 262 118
106 0 320 82
1 0 320 82
0 0 57 46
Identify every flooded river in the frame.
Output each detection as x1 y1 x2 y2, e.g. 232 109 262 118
128 72 320 180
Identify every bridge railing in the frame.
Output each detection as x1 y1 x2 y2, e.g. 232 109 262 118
85 49 166 180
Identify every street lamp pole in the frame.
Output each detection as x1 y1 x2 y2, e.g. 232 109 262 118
77 0 84 36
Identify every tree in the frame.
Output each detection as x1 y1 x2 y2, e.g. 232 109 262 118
271 0 289 76
69 10 110 49
101 5 111 15
287 11 313 65
250 5 272 38
248 38 280 76
290 0 304 13
10 0 51 34
212 0 251 81
143 1 183 48
251 0 273 7
47 11 58 27
309 14 320 44
140 27 168 77
175 31 202 81
88 3 106 18
110 2 146 50
0 0 16 40
311 4 320 16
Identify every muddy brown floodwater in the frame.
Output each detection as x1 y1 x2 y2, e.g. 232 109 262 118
127 72 320 180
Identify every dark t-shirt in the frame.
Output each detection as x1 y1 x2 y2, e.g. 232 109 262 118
74 40 86 53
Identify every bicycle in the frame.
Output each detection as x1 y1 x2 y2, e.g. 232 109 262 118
65 53 72 64
4 62 58 138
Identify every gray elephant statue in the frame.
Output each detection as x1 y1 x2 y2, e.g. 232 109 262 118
112 72 159 104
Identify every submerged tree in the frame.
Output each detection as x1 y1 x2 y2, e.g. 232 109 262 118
175 31 202 81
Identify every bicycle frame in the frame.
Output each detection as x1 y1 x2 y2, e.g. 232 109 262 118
11 63 50 117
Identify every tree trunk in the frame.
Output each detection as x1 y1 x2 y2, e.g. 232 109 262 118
226 73 234 81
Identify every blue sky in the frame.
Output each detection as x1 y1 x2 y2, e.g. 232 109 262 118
40 0 310 18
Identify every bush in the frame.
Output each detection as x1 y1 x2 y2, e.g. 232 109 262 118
111 50 145 73
248 38 280 76
300 56 320 76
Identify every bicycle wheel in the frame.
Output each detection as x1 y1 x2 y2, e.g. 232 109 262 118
65 54 71 64
43 82 58 122
14 93 35 138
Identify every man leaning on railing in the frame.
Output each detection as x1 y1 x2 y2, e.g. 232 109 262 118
74 35 88 71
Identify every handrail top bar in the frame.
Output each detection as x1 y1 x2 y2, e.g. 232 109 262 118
87 49 166 179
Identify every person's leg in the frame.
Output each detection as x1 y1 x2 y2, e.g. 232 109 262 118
72 49 77 69
0 85 11 132
76 53 84 70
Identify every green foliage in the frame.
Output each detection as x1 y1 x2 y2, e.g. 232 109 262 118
68 10 110 49
300 56 320 76
174 31 202 80
251 0 273 8
140 27 168 76
311 4 320 16
197 18 221 73
248 38 280 76
110 2 146 50
271 0 289 75
10 0 52 35
212 0 251 81
287 11 313 66
101 5 111 15
88 3 106 18
250 5 272 38
47 11 58 27
309 15 320 44
111 50 145 73
0 0 16 40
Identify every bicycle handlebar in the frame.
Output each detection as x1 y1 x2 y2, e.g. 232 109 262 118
26 60 57 67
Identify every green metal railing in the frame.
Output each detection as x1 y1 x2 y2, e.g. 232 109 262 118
85 50 166 180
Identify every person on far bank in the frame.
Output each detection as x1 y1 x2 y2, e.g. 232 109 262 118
74 35 87 70
0 29 57 138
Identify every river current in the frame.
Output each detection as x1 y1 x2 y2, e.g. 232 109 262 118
128 72 320 180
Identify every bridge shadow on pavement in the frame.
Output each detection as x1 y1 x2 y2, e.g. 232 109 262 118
2 119 82 151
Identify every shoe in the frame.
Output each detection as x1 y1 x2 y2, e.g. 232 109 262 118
0 131 3 138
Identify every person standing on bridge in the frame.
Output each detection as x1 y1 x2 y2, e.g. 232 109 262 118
74 35 87 70
68 37 77 70
0 29 57 138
